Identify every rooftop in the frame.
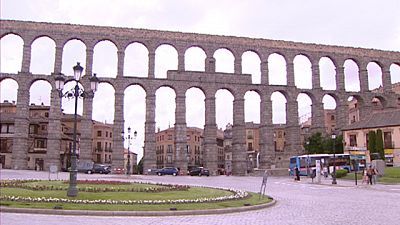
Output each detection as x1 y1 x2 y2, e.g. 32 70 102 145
342 109 400 131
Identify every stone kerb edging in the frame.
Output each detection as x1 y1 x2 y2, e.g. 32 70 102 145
0 199 276 217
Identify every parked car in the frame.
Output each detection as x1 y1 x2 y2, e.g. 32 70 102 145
76 161 94 174
189 167 210 176
113 167 125 174
92 164 111 174
157 167 179 176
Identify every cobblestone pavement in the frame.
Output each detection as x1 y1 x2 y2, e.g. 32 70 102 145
1 169 400 225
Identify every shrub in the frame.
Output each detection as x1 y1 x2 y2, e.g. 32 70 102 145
335 169 348 178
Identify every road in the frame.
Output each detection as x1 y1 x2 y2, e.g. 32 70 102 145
1 169 400 225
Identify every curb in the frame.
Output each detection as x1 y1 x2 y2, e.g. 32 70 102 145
0 199 276 217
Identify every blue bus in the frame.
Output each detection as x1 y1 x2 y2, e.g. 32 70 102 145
289 154 351 176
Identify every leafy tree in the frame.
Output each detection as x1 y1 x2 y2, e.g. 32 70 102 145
368 130 377 154
375 129 385 160
304 132 324 154
304 132 344 155
137 157 144 174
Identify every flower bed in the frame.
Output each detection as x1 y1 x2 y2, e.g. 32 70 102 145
0 179 189 193
0 187 248 205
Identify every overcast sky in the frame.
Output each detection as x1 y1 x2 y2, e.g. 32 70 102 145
1 0 399 160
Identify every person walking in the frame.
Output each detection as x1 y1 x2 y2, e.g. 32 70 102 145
372 166 379 184
295 167 300 181
367 166 374 185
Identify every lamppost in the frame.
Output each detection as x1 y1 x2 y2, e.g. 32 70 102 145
55 62 99 197
331 133 337 185
121 127 137 175
306 141 310 177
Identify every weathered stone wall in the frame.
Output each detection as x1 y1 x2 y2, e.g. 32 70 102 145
1 20 399 175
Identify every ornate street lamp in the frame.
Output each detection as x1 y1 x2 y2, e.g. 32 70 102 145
55 62 99 197
121 127 137 175
331 132 337 185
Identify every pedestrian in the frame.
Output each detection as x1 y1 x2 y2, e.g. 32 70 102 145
372 166 379 184
362 168 368 185
367 166 374 185
323 166 328 178
295 167 300 181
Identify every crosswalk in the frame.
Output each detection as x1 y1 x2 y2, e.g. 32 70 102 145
273 181 348 190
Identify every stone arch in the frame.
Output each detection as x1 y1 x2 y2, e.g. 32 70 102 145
92 82 116 123
271 91 288 124
294 54 312 89
242 51 261 84
61 39 86 76
268 53 287 85
344 59 361 92
216 88 234 129
244 90 261 123
155 44 178 78
370 95 387 110
0 34 24 73
29 79 52 106
184 46 206 71
0 78 19 103
347 94 365 124
60 80 85 115
297 92 313 124
322 94 338 133
30 36 56 75
214 48 234 73
367 61 383 90
124 84 146 160
186 87 206 127
124 42 149 77
155 86 176 130
319 56 336 90
93 40 118 78
390 63 400 83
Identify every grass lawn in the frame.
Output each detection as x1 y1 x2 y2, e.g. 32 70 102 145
0 180 272 211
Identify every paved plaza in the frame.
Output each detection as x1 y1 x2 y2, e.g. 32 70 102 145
1 169 400 225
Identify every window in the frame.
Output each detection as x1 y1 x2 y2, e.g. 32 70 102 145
97 131 102 137
35 139 47 148
248 143 253 151
97 142 102 150
106 131 108 137
44 112 49 117
110 132 112 138
331 115 335 121
384 132 393 148
167 145 173 153
29 125 38 134
168 135 172 140
349 134 357 147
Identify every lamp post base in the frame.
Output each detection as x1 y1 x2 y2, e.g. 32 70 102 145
67 170 78 197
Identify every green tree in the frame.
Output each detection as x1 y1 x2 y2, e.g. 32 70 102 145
305 132 324 154
368 130 377 154
376 129 385 160
304 133 344 155
137 157 144 174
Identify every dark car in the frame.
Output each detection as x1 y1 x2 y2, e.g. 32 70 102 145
91 164 111 174
189 167 210 176
157 167 179 176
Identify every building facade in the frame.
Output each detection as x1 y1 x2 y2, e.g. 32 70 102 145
342 109 400 167
0 101 116 170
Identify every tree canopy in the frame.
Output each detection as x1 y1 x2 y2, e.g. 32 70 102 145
304 132 344 155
